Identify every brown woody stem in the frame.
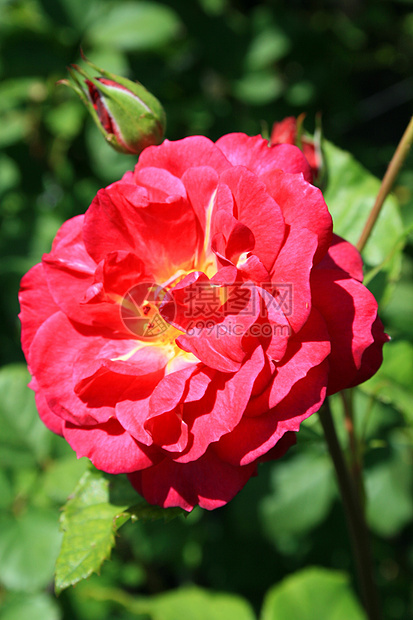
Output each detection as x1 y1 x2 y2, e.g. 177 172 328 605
357 115 413 252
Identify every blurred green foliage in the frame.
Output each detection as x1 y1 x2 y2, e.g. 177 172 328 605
1 1 413 619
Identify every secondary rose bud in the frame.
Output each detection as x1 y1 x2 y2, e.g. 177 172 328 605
270 115 322 182
61 55 166 155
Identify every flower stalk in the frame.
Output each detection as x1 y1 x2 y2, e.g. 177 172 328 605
319 398 382 620
340 389 365 508
357 115 413 252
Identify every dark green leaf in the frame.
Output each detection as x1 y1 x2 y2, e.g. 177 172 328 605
0 78 44 113
0 509 62 592
260 451 336 545
149 586 257 620
0 364 51 467
0 154 20 195
45 100 85 140
245 28 291 70
365 430 413 537
86 2 182 51
381 256 413 340
233 72 283 105
0 592 61 620
323 140 404 291
360 340 413 424
81 585 256 620
0 112 29 147
0 469 13 510
261 567 366 620
38 454 89 505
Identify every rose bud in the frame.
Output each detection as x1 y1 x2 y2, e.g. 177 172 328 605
61 55 166 155
270 114 323 183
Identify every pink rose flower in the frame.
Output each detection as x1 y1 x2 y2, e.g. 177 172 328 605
19 133 387 511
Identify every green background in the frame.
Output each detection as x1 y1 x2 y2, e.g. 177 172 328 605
1 1 413 619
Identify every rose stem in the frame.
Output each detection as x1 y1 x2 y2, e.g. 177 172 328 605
340 389 365 508
319 398 382 620
357 115 413 252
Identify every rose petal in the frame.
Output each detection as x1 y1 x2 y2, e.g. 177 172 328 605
42 216 119 329
176 282 261 372
261 170 332 264
146 411 189 453
245 307 331 416
30 378 64 436
83 181 199 279
176 345 267 463
135 136 231 179
253 287 291 362
216 133 312 182
218 166 285 272
181 166 220 235
63 418 159 474
148 363 200 417
30 312 147 426
271 226 319 333
311 268 386 394
128 447 257 511
18 263 59 360
134 166 187 201
214 360 328 466
316 234 364 282
349 315 389 389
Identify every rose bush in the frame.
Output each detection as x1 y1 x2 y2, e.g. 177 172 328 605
19 133 387 511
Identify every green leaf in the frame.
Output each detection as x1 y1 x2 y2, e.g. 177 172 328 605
0 469 13 510
54 469 130 593
0 111 29 147
81 585 256 620
233 72 284 105
149 586 257 620
45 100 85 140
381 255 413 340
197 0 227 16
0 508 62 592
86 2 182 51
0 154 20 195
259 450 336 546
260 567 366 620
245 28 291 71
54 469 184 592
360 340 413 424
39 454 89 505
0 364 52 467
0 78 44 113
322 140 404 283
0 592 61 620
53 0 100 31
